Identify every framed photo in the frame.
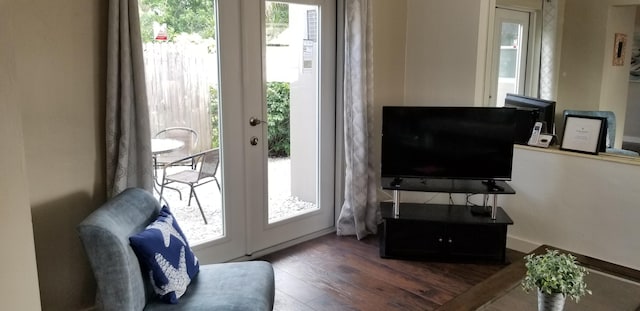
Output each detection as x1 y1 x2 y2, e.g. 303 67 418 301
560 115 607 155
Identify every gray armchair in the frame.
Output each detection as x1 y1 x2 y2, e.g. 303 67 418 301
77 188 275 310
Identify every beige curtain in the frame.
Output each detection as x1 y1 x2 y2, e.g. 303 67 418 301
337 0 379 240
106 0 153 198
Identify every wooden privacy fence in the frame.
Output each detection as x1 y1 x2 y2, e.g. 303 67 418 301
144 42 217 152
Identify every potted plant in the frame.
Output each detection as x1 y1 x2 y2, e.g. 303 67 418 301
522 249 591 311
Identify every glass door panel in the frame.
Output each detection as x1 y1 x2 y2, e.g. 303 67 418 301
265 1 320 223
139 0 224 246
245 0 335 253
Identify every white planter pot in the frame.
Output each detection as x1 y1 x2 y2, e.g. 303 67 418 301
537 289 566 311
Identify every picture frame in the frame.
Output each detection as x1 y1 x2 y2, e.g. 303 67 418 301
560 115 607 155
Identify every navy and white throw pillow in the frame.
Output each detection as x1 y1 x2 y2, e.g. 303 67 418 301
129 206 199 304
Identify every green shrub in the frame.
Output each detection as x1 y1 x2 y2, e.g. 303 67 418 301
209 86 220 148
209 82 290 157
266 82 290 157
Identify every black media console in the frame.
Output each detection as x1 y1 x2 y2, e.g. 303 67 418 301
378 178 515 263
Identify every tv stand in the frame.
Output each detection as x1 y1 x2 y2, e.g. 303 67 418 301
379 178 515 263
384 178 514 220
390 177 403 187
482 179 504 192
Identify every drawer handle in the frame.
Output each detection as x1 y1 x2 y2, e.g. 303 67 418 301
438 237 443 243
448 238 453 244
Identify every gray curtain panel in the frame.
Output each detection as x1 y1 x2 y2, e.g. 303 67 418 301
106 0 153 198
540 0 560 101
337 0 379 240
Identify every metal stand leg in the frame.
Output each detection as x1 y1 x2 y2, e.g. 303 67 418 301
492 194 498 220
483 194 488 211
393 190 400 218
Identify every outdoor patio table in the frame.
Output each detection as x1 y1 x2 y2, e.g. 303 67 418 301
151 138 185 200
151 138 184 155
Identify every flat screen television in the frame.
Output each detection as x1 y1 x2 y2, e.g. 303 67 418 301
381 106 516 182
504 93 556 139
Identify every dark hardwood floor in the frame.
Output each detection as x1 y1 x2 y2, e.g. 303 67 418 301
260 233 524 311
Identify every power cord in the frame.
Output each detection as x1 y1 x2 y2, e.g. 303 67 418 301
423 193 439 204
465 193 486 207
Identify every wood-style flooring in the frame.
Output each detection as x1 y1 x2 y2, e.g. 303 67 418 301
260 233 524 311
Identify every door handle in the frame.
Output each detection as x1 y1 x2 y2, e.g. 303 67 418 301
249 117 265 126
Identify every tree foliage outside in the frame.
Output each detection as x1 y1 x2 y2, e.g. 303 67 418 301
265 2 289 41
139 0 216 42
139 0 289 43
209 86 220 148
210 82 290 157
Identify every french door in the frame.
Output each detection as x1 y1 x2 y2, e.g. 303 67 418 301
488 8 531 107
195 0 336 262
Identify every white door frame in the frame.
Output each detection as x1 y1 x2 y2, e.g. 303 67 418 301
488 8 532 107
243 0 337 254
483 4 539 107
196 0 337 261
192 0 249 263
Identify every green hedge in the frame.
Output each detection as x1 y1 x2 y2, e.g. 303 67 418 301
209 86 220 148
266 82 290 157
209 82 290 157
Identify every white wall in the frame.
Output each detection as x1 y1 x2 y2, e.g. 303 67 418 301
403 0 486 106
625 7 640 141
557 0 638 148
372 0 408 195
3 1 109 310
599 6 635 148
625 83 640 140
290 5 318 202
0 6 42 307
0 102 42 311
505 147 640 270
556 0 608 115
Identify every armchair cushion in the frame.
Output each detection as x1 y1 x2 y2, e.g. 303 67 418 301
145 262 275 311
129 206 199 304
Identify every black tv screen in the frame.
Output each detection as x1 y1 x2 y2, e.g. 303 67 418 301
381 106 516 181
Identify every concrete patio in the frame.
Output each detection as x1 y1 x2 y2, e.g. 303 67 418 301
154 157 316 245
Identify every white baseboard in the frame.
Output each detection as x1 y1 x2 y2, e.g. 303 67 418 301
506 234 540 254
